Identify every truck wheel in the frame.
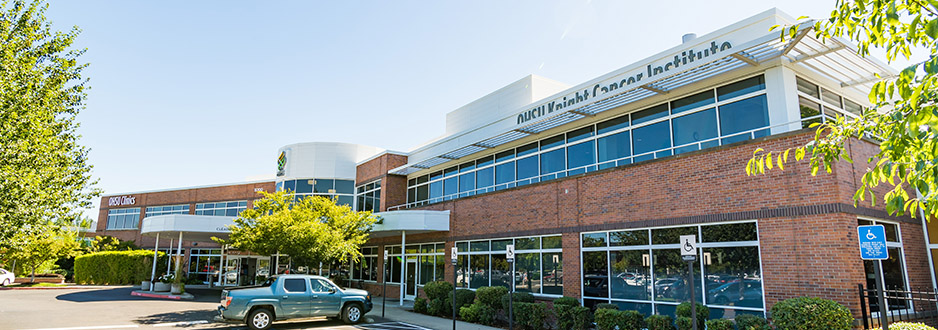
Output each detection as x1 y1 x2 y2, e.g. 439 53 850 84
247 308 273 330
342 303 364 324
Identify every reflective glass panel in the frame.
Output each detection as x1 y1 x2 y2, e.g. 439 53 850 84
611 250 651 300
719 95 769 144
583 251 609 298
671 90 715 114
672 108 718 154
717 75 765 101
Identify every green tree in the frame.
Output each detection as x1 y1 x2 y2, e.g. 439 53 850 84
748 0 938 219
0 0 99 251
216 190 379 269
85 235 140 253
8 227 80 282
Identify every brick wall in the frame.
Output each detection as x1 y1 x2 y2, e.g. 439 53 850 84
372 129 929 316
356 153 408 212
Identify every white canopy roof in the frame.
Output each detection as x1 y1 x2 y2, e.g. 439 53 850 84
141 214 234 242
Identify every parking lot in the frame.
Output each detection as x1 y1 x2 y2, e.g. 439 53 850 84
0 287 428 330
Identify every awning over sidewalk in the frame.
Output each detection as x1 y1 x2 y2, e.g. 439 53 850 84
369 210 450 238
140 214 234 242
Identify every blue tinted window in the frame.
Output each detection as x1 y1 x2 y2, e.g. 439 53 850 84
416 184 428 201
276 181 283 191
429 171 443 181
476 156 494 167
567 140 595 170
632 104 668 125
597 131 631 167
476 167 494 189
567 126 594 143
516 156 539 180
541 134 565 150
443 177 457 198
283 180 296 192
540 148 565 175
495 162 515 185
672 108 718 154
283 278 306 292
429 181 442 199
632 121 672 162
459 173 475 193
671 90 715 114
717 75 765 101
337 195 353 207
335 180 354 194
314 179 334 193
720 95 770 144
597 115 629 134
517 142 539 157
295 180 312 194
495 150 514 163
459 161 475 173
444 166 458 177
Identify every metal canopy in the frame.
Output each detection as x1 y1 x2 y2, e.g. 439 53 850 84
389 28 896 176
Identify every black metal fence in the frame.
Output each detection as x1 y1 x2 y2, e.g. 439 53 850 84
858 284 938 329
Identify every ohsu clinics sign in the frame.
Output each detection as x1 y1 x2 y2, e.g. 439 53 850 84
108 195 136 206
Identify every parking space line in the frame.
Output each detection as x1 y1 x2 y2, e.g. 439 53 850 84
18 326 139 330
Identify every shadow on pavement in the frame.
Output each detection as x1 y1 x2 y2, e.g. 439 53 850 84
55 287 222 303
135 309 218 325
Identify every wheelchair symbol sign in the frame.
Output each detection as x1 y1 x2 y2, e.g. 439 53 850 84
858 225 888 260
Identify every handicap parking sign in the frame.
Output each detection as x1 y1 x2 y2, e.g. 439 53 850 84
857 225 888 260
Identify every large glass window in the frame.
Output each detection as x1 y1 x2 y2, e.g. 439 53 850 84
356 180 381 213
145 204 189 217
106 208 140 230
597 131 631 169
280 178 356 207
196 201 247 217
516 156 539 185
671 108 718 154
632 121 672 162
457 235 563 296
860 219 909 313
583 221 763 317
540 148 566 177
719 95 769 144
567 140 596 174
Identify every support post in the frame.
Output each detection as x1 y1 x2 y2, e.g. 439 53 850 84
149 233 160 291
875 261 889 329
509 260 514 330
166 239 173 272
175 233 183 279
400 231 405 306
382 249 388 318
688 260 697 330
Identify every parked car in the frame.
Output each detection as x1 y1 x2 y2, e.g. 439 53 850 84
0 268 14 286
216 274 372 330
708 280 762 306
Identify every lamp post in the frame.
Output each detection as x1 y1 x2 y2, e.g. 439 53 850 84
451 246 458 330
382 249 389 318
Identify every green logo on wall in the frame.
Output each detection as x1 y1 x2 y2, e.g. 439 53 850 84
277 151 286 176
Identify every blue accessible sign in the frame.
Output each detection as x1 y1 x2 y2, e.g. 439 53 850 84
857 225 889 260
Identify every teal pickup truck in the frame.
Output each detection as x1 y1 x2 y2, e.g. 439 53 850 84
216 274 372 330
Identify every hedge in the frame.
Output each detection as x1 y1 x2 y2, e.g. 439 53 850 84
512 301 547 330
475 286 508 310
556 304 592 330
459 301 495 326
676 302 709 330
735 314 770 330
423 280 452 302
770 297 852 330
596 309 645 330
646 315 676 330
705 318 735 330
872 322 937 330
448 289 476 313
74 250 166 285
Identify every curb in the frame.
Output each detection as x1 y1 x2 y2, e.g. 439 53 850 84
130 290 194 300
0 285 117 290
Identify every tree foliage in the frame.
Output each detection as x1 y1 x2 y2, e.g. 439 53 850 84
216 190 379 266
7 227 79 282
0 0 99 250
747 0 938 218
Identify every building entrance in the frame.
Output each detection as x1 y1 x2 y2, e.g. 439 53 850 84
223 256 271 286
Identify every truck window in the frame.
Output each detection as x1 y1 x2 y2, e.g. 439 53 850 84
310 279 332 293
283 278 307 293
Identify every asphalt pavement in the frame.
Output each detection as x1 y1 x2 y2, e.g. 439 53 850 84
0 287 429 330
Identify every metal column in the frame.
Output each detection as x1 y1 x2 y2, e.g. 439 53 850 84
149 233 160 291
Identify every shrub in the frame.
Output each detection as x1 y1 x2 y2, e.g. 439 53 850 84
676 302 709 330
554 296 580 307
423 280 453 302
556 305 592 330
596 302 619 310
428 297 446 316
512 302 547 330
872 322 937 330
596 309 646 330
676 316 693 330
646 315 676 330
447 289 476 315
459 302 495 326
706 319 735 330
475 286 508 311
735 314 770 330
413 297 428 314
74 250 167 285
770 297 852 330
501 291 535 311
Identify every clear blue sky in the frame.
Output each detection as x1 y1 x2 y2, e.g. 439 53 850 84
41 1 904 218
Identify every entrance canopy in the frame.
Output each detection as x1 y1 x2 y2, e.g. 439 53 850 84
369 210 450 238
141 214 233 242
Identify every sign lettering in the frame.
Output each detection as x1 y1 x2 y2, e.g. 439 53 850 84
108 195 136 206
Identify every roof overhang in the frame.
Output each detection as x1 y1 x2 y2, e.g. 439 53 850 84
141 214 234 242
388 14 897 177
369 210 450 238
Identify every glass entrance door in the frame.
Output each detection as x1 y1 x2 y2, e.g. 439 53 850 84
405 259 418 299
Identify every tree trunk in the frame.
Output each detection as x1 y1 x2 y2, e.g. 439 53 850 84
31 264 36 283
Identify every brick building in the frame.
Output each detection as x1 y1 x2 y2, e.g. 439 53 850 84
95 8 937 322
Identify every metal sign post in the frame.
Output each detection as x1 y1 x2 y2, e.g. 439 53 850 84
452 246 458 330
680 235 698 330
507 244 515 330
858 225 889 330
382 249 389 318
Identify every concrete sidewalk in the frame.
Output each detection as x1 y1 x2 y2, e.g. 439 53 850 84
372 300 502 330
